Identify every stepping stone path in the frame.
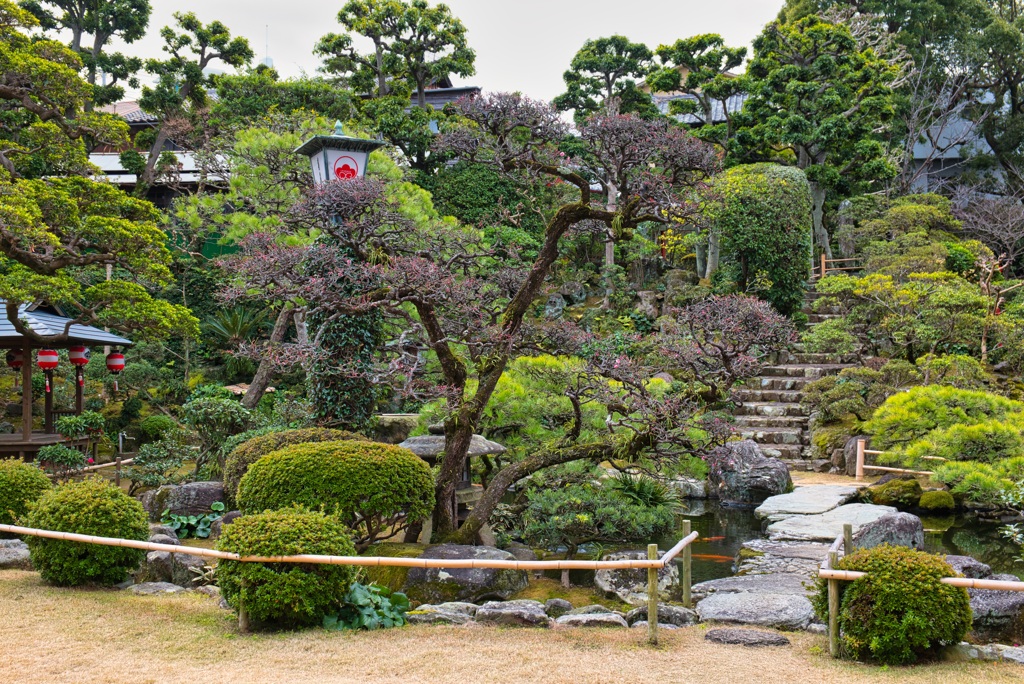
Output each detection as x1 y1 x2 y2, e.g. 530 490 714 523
696 591 816 630
754 485 860 521
732 291 856 471
766 503 896 542
705 628 791 647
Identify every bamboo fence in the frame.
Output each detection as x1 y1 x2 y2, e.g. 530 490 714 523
854 438 942 480
818 524 1024 658
0 523 699 641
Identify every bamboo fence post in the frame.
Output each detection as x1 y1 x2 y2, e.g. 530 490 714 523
828 550 840 658
821 252 828 278
114 456 121 488
855 439 866 481
681 519 692 608
843 523 853 556
647 543 658 646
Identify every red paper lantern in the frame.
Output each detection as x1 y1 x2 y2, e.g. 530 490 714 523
37 349 58 393
106 351 125 391
5 349 22 370
69 345 90 366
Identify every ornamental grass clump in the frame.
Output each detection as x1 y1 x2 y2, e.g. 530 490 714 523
23 478 148 586
236 441 434 550
216 507 357 628
812 544 971 665
222 428 368 507
0 459 51 531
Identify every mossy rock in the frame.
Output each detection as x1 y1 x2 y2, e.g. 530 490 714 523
867 478 923 509
918 490 955 512
810 423 852 459
362 542 425 593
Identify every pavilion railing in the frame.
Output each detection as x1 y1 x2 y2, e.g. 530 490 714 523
0 520 698 643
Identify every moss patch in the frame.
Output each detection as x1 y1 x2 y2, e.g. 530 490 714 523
866 478 923 509
509 577 630 612
361 542 425 593
918 490 955 512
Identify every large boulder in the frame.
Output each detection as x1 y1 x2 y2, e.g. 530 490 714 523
706 441 792 506
135 550 209 587
851 511 925 550
970 575 1024 644
866 478 923 509
371 414 419 444
475 600 550 627
404 545 528 604
594 550 679 606
696 592 816 630
544 598 573 618
843 435 873 477
945 555 991 579
625 604 698 627
140 482 225 522
0 539 31 570
558 281 587 305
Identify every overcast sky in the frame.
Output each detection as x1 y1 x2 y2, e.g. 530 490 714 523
109 0 784 101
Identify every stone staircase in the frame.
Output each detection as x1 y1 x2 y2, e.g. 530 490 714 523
731 291 857 471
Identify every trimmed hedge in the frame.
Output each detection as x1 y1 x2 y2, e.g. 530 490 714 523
0 459 51 531
222 428 367 507
24 478 149 586
216 507 357 628
237 441 434 550
812 545 971 665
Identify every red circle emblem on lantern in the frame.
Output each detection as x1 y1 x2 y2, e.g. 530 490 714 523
6 350 22 369
69 345 90 366
106 352 125 374
37 349 59 370
333 156 359 180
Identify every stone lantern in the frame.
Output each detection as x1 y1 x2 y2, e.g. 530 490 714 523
294 121 387 184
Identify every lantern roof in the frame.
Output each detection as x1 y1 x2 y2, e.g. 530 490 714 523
293 121 388 158
0 301 133 349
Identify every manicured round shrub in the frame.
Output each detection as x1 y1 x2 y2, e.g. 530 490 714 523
812 545 971 665
222 428 367 507
0 459 52 531
918 490 955 512
24 478 148 586
216 507 357 628
237 442 434 550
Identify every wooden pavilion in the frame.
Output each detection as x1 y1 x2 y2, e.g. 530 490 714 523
0 302 132 460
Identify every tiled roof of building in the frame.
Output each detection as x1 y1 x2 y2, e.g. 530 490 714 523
0 302 133 347
653 93 748 125
98 101 159 124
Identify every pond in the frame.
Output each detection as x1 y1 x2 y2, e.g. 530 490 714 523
658 502 1024 584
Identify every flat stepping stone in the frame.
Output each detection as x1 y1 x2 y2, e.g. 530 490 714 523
736 540 832 577
766 503 896 542
128 582 186 595
755 485 861 521
706 628 791 647
696 592 816 631
554 613 628 628
692 573 813 599
475 600 550 627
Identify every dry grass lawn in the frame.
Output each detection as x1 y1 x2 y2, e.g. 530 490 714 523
1 570 1020 684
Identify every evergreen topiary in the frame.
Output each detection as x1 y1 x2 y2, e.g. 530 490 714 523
0 459 52 532
222 428 368 508
812 545 971 665
24 478 149 586
237 442 434 550
216 507 357 628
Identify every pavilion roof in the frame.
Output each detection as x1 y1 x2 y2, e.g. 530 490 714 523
0 302 133 348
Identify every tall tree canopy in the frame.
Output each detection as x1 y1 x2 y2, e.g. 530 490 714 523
736 15 903 258
20 0 151 107
553 35 657 123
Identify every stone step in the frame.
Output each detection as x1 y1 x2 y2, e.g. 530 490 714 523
733 415 810 429
734 389 805 404
738 427 808 446
781 351 859 365
761 364 853 378
804 313 845 324
758 443 811 460
733 402 808 418
756 376 816 391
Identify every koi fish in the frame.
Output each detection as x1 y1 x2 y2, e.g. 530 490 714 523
691 554 734 562
697 536 726 542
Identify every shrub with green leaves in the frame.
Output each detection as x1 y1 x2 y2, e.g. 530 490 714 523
180 396 255 475
324 582 411 631
216 507 357 628
222 428 368 508
24 479 148 586
812 545 971 665
123 434 192 496
803 361 920 424
136 415 179 445
237 442 434 550
36 444 87 481
801 317 857 355
0 459 51 529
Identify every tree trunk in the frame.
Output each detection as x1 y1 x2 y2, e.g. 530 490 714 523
294 309 309 345
705 230 721 280
602 182 618 308
809 181 833 259
431 419 476 538
562 545 576 588
137 126 171 197
694 238 707 279
241 305 292 409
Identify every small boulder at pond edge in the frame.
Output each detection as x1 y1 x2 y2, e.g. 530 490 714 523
475 600 550 627
706 440 792 506
866 478 922 509
625 604 698 627
919 490 955 512
404 545 528 605
595 550 679 606
705 628 791 647
852 511 924 551
545 598 573 618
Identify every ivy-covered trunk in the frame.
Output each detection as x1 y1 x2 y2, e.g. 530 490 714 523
809 180 833 259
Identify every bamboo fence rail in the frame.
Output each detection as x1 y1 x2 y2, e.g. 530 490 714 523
854 438 942 480
0 523 700 642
